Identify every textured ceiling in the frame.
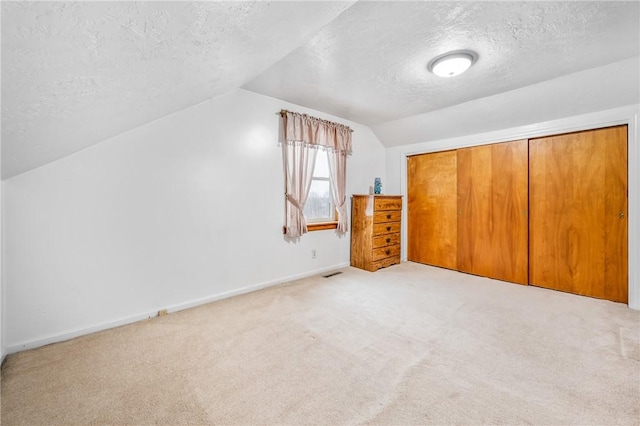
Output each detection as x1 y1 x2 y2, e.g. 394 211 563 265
2 1 639 178
244 1 640 125
1 1 354 178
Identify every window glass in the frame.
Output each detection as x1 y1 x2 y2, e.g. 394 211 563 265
303 151 334 222
304 180 332 220
314 151 330 178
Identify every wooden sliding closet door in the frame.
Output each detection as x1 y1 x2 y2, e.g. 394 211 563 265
407 151 457 269
529 126 628 303
457 140 529 284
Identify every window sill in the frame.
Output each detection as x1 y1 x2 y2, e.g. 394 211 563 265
307 221 338 232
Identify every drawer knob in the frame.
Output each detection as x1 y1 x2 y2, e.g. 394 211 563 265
386 238 390 243
386 214 391 219
385 249 390 255
386 226 391 231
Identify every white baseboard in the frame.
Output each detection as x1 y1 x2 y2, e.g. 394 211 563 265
5 262 350 355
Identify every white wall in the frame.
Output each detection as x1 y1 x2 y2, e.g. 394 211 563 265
386 105 640 310
1 135 4 363
4 89 386 353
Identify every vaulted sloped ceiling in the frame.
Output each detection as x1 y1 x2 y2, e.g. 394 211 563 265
1 1 355 178
2 1 639 179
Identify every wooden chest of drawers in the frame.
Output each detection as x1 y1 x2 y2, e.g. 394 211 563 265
350 195 402 272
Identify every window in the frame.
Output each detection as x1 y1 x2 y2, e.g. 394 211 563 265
280 109 350 238
303 151 337 230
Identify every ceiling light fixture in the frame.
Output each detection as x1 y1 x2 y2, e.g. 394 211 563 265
428 50 478 78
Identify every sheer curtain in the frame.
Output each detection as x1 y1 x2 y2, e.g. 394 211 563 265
282 141 318 238
279 110 352 238
327 149 348 233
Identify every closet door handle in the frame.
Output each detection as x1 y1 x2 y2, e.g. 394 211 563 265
619 211 625 219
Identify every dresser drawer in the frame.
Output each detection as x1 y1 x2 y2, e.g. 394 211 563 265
374 198 402 211
373 233 400 248
373 210 401 223
372 244 400 262
371 255 400 271
373 222 401 236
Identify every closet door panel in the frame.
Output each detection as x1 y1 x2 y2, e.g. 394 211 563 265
457 145 493 277
604 126 628 303
529 126 627 302
529 133 605 296
529 138 574 292
407 151 457 269
490 140 529 284
457 140 528 284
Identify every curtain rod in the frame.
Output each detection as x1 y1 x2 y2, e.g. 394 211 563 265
276 109 354 132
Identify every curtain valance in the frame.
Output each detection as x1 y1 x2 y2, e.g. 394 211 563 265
279 110 352 154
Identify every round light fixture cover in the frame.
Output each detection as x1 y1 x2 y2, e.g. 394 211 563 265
428 50 478 78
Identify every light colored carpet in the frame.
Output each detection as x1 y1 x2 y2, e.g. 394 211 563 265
2 262 639 425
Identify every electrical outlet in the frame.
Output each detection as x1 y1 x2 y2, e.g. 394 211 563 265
311 249 317 259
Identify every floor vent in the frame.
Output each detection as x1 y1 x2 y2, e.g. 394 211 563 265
323 271 343 278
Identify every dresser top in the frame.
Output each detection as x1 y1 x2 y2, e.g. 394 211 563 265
352 194 402 198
